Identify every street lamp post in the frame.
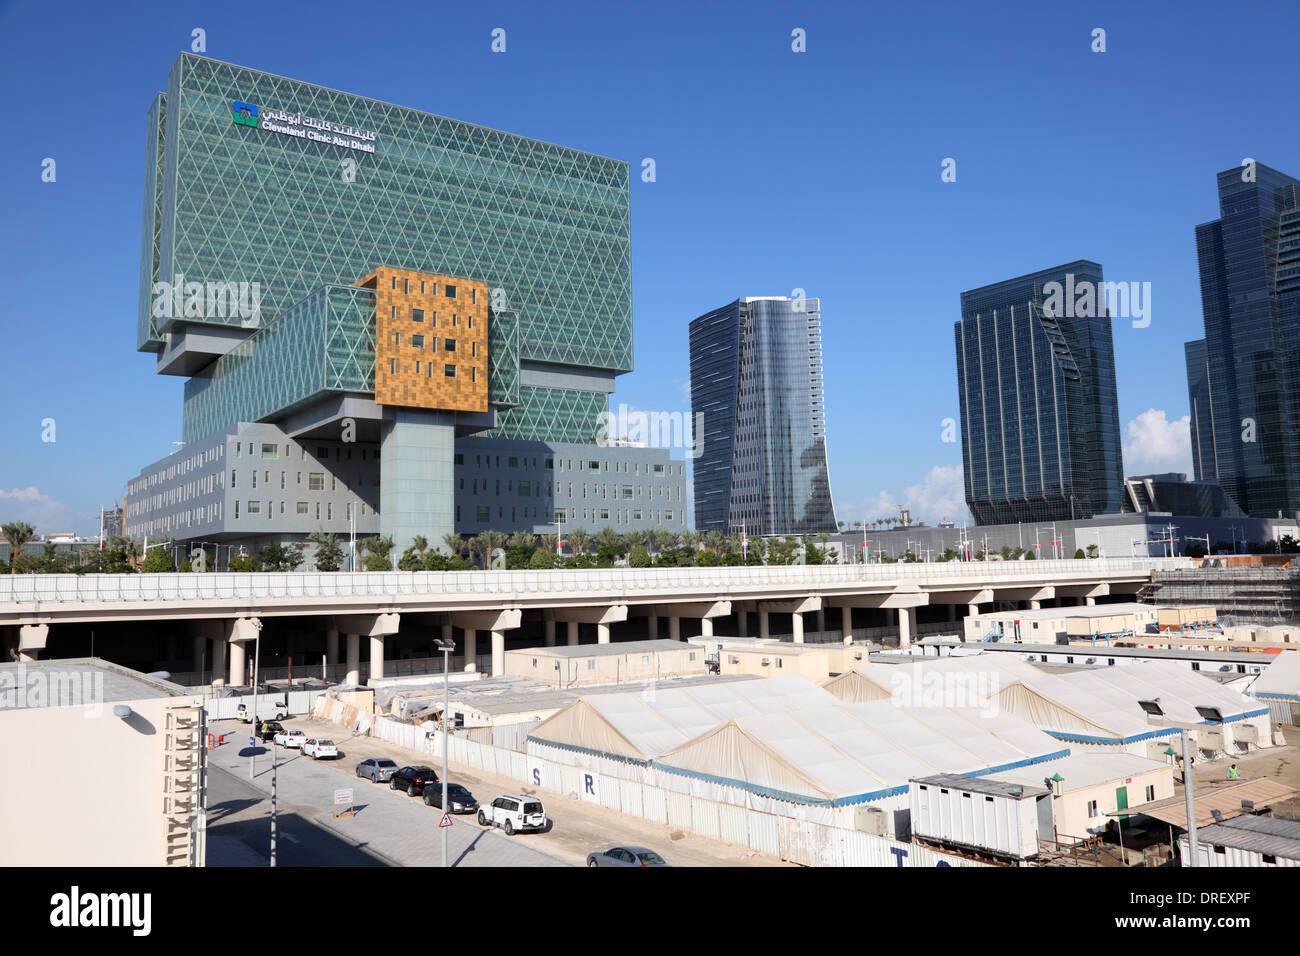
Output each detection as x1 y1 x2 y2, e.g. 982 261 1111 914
434 636 455 868
249 620 263 780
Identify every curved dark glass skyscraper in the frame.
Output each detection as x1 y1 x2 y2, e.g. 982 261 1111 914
689 297 837 536
1184 162 1300 519
955 262 1125 525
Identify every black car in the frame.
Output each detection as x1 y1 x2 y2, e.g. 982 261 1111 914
423 782 479 813
390 765 440 797
257 720 285 742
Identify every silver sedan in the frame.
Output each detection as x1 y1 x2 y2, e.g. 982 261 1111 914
586 846 670 867
355 757 399 783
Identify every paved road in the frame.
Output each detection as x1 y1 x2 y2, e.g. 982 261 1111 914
206 718 786 868
205 734 565 867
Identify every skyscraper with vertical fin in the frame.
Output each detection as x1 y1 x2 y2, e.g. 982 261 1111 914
955 262 1125 524
1184 162 1300 519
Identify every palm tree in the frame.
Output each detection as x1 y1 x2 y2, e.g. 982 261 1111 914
625 529 648 555
702 529 725 554
724 532 742 555
411 535 428 558
125 537 144 572
596 526 626 559
682 530 700 556
2 522 36 573
567 528 592 558
441 532 464 558
508 531 536 550
477 529 509 569
651 528 677 556
539 533 559 556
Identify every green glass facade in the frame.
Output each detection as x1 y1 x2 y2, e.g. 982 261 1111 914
141 53 631 444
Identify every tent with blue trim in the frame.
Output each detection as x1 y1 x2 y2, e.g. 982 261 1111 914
651 701 1069 808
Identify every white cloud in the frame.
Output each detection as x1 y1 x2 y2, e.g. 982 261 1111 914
845 465 969 527
1123 408 1193 477
0 487 81 534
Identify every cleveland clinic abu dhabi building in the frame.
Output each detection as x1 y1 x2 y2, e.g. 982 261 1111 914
125 54 685 563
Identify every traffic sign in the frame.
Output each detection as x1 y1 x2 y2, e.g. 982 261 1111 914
334 788 354 805
438 812 454 828
248 736 255 747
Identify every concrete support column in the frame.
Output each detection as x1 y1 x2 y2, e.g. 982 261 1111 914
442 623 454 650
1030 599 1042 610
325 629 339 666
345 634 360 686
738 608 748 637
793 612 805 644
491 629 505 676
898 607 913 649
212 635 227 687
193 634 205 670
947 603 957 622
760 610 770 640
369 635 385 682
544 617 556 647
1086 596 1096 606
648 613 658 639
842 606 853 645
464 629 478 671
968 603 980 619
229 640 247 687
816 608 825 639
567 621 579 646
700 617 713 638
669 616 681 641
596 622 610 644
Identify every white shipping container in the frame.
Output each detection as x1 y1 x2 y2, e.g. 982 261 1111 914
910 774 1051 860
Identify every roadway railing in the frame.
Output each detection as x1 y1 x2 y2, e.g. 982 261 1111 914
0 558 1191 607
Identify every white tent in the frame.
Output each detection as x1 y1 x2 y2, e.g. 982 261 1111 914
526 674 838 764
1251 650 1300 704
653 700 1069 807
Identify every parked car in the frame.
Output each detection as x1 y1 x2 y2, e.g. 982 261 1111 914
423 782 478 813
301 738 339 760
356 758 399 784
273 729 307 749
238 702 288 724
390 765 440 797
586 846 670 867
257 720 285 742
477 795 547 835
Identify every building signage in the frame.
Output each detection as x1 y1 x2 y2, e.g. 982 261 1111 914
233 101 376 154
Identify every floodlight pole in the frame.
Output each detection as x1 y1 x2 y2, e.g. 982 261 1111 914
435 637 454 868
1181 729 1198 867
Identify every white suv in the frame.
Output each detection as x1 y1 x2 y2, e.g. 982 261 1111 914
478 795 548 835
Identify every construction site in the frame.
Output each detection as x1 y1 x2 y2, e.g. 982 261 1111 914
1142 566 1300 626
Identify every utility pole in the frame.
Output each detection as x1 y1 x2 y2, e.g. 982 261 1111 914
434 635 454 868
1181 729 1199 867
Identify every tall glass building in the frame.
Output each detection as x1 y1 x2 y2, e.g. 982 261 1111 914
126 54 686 556
689 297 837 536
1184 162 1300 519
955 262 1125 524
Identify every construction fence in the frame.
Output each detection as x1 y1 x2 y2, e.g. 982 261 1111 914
310 696 985 867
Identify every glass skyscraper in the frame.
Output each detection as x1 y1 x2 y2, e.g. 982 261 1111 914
689 297 837 536
125 54 690 556
1184 162 1300 519
140 53 631 446
955 262 1125 525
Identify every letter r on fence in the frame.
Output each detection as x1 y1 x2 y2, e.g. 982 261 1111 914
585 774 595 795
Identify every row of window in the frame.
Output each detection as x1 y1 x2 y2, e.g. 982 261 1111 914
393 332 477 356
454 453 677 477
233 500 366 520
391 277 474 302
387 358 471 380
393 306 475 329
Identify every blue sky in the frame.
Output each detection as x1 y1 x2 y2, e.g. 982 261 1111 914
2 0 1298 534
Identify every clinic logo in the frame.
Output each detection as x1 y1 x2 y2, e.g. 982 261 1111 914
232 101 258 127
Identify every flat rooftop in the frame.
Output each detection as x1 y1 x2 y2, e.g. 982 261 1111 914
977 642 1274 665
0 657 190 710
1193 815 1300 859
514 639 696 659
386 672 761 717
912 773 1048 800
986 752 1171 793
971 602 1160 622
